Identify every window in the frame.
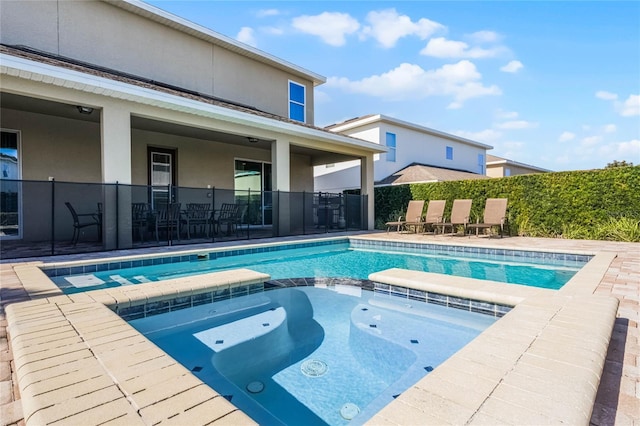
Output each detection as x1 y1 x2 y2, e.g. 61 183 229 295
386 132 396 162
446 146 453 160
505 168 511 177
1 130 21 239
477 153 485 174
288 81 305 122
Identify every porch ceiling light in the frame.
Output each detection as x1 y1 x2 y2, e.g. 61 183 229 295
248 137 259 143
76 105 94 114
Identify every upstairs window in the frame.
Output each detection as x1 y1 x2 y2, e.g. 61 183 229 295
477 153 485 174
289 81 305 122
446 146 454 160
386 132 396 162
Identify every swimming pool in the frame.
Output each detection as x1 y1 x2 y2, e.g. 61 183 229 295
46 238 590 293
129 285 497 425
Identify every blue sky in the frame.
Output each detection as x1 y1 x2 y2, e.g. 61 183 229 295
147 1 639 171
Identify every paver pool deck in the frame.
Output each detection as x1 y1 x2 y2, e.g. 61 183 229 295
1 233 638 425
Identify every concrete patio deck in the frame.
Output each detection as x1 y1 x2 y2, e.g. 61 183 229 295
1 233 638 425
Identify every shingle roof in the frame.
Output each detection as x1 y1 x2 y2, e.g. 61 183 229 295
376 163 489 186
0 44 328 134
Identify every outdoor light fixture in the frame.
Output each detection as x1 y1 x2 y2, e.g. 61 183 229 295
76 105 94 114
248 137 259 143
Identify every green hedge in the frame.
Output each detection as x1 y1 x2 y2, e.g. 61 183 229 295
374 166 640 241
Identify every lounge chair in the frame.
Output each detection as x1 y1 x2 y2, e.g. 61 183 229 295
385 200 425 233
418 200 446 234
467 198 508 238
438 199 472 235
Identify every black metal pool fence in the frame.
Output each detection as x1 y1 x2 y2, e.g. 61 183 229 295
0 179 367 259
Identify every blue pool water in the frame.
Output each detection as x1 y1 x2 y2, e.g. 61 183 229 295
51 240 587 293
130 286 496 425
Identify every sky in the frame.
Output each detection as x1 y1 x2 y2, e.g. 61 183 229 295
146 1 640 172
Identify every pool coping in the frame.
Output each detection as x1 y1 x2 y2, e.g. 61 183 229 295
5 236 620 425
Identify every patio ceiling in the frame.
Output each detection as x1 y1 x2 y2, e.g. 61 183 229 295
0 92 360 165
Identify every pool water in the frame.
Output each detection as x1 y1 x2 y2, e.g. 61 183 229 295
130 286 497 425
53 241 584 293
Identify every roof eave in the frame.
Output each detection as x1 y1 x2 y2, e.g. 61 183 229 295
1 54 384 155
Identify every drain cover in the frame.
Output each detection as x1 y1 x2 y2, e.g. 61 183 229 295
340 402 360 420
301 359 328 377
246 381 264 393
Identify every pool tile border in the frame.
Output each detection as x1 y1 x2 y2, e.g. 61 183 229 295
39 237 591 281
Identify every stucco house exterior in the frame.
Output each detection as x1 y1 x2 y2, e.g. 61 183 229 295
0 0 384 250
485 154 550 177
314 114 492 192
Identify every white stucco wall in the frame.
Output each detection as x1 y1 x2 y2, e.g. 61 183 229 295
315 119 487 192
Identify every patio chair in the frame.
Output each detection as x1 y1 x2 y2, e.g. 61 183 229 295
65 202 101 246
417 200 446 234
131 202 150 242
212 203 244 236
183 203 213 238
385 200 425 233
438 199 472 235
467 198 508 238
152 203 182 242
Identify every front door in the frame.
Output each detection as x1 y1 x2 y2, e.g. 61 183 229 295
148 147 176 208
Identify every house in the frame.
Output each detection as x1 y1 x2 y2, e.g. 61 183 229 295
314 114 492 192
485 154 551 177
0 0 385 249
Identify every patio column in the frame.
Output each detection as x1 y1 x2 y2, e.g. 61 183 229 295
101 103 132 249
361 153 375 230
271 139 290 235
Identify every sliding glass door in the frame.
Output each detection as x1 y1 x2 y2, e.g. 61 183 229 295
0 130 21 239
234 159 272 226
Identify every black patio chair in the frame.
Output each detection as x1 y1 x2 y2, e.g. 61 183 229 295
65 202 101 246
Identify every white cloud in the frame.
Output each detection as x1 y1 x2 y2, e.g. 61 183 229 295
454 129 503 143
360 9 445 48
598 139 640 160
314 89 331 104
468 30 500 43
326 60 501 107
558 131 576 142
603 124 617 133
597 92 640 117
292 12 360 46
495 120 538 130
257 9 280 18
581 136 602 147
262 26 284 35
496 110 518 119
500 60 523 73
236 27 257 47
619 94 640 117
421 37 505 58
595 90 618 100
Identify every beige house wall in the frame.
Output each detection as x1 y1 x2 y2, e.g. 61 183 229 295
0 0 315 123
487 164 544 177
0 108 102 182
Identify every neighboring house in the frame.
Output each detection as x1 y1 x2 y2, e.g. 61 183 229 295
0 0 384 246
485 155 551 177
376 163 490 186
314 114 492 192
